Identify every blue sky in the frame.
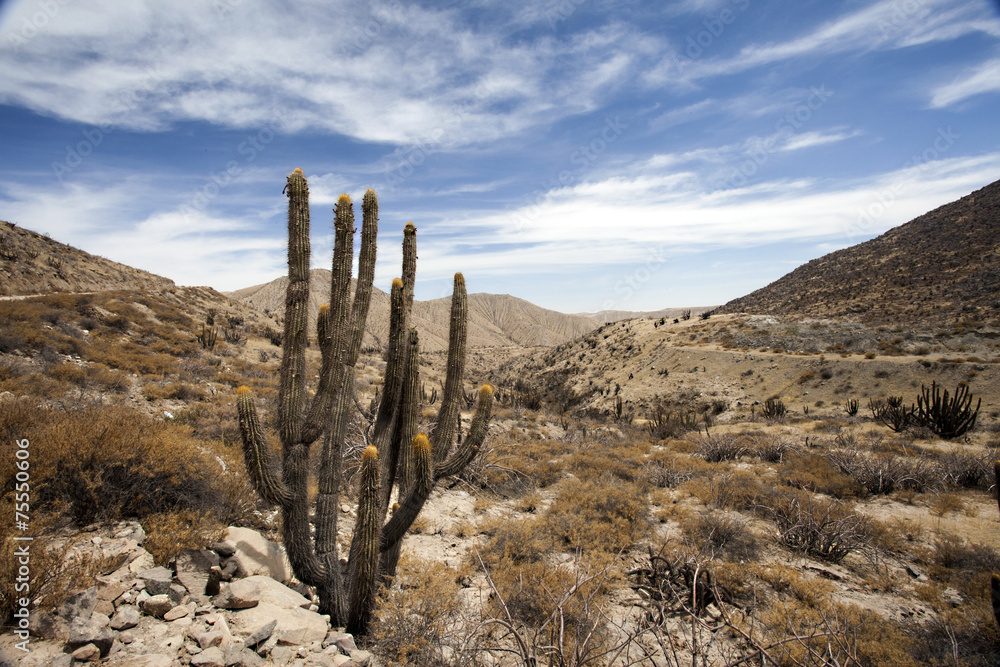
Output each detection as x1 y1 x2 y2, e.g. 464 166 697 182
0 0 998 313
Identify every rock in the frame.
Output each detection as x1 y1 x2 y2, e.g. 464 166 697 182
169 583 187 604
138 566 175 596
176 549 221 596
243 619 277 648
198 631 225 649
328 654 352 667
163 604 192 621
67 614 116 657
118 629 136 643
97 580 127 603
71 643 102 661
191 646 227 667
271 645 295 664
240 575 313 610
231 647 265 667
212 579 261 610
140 594 175 618
121 656 174 667
331 632 357 653
230 602 329 646
221 526 292 582
349 649 373 667
110 606 141 630
29 609 66 639
59 586 97 623
128 549 156 574
95 598 116 617
43 655 74 667
211 541 236 558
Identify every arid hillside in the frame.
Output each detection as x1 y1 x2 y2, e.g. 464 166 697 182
229 269 601 351
715 179 1000 326
0 221 176 296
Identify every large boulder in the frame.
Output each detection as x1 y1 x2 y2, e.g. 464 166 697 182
220 527 292 582
229 603 329 647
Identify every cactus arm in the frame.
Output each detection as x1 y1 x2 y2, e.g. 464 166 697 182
430 273 468 462
301 195 355 444
278 168 311 448
345 189 379 362
380 434 434 556
236 386 292 507
378 326 417 514
435 384 493 479
346 446 382 637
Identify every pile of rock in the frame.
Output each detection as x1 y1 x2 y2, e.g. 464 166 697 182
3 523 375 667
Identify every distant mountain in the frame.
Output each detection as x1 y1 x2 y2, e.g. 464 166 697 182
0 221 175 296
229 270 601 351
715 179 1000 326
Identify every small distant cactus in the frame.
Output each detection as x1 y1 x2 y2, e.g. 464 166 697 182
915 381 980 439
844 399 859 417
761 397 787 420
197 324 218 350
235 171 492 636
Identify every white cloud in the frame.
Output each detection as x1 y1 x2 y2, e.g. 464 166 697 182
648 0 999 87
0 0 646 147
929 57 1000 108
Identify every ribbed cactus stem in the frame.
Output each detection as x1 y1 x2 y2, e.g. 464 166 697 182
431 273 468 462
347 446 381 637
436 384 493 479
381 434 434 555
236 386 290 507
278 168 311 447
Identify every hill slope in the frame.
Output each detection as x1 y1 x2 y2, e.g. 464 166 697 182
0 221 176 296
715 179 1000 326
229 270 600 351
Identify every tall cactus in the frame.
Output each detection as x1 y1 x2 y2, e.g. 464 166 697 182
236 169 493 636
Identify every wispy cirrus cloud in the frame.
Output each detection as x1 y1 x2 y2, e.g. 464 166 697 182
929 57 1000 108
0 0 646 147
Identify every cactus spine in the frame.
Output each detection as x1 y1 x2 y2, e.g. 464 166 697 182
236 170 492 637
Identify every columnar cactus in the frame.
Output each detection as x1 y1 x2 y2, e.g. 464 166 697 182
236 169 493 636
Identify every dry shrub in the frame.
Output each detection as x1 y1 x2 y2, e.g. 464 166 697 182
369 556 467 666
677 510 759 561
749 433 797 463
143 381 209 402
779 452 860 498
0 399 234 526
936 449 996 490
696 432 748 462
685 469 772 511
827 450 940 495
0 530 112 623
761 491 873 564
143 510 224 566
642 451 713 488
539 476 648 553
565 440 649 484
754 600 919 667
